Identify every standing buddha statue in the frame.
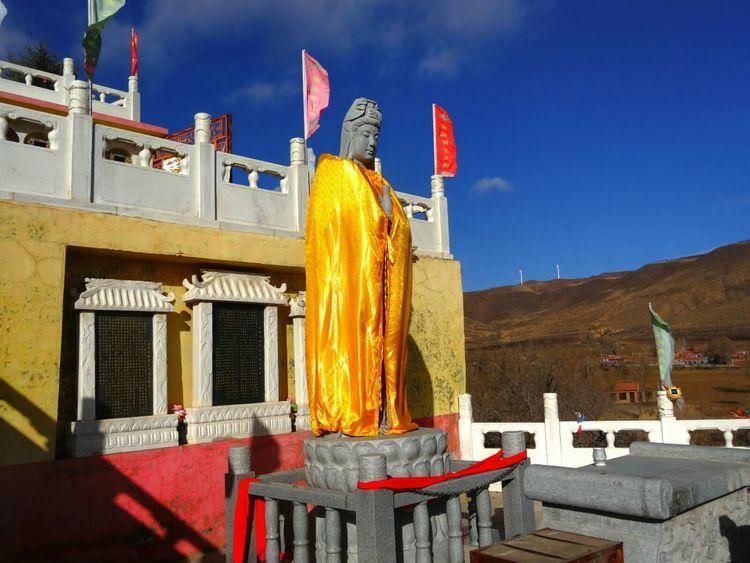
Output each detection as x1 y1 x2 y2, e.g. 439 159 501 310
305 98 418 437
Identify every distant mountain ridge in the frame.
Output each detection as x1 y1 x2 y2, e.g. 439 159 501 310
464 241 750 348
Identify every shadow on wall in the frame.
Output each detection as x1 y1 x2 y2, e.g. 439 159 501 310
0 389 218 561
406 333 434 420
719 515 750 562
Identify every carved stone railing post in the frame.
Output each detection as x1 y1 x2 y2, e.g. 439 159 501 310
289 138 309 235
354 453 396 563
288 292 309 430
193 112 216 220
265 497 281 563
657 390 688 444
67 80 94 202
127 74 141 121
543 392 562 465
501 430 536 539
458 393 474 460
225 446 254 563
430 174 451 257
292 501 310 563
61 58 75 105
138 144 152 167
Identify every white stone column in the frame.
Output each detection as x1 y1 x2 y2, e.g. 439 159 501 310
152 314 168 414
289 138 309 235
61 58 75 105
67 80 94 203
430 175 451 257
193 112 216 220
77 312 96 420
264 306 280 402
127 75 141 121
543 392 562 466
458 393 474 460
192 302 213 407
288 292 308 429
658 390 688 444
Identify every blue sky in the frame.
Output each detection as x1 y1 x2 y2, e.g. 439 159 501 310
2 1 748 291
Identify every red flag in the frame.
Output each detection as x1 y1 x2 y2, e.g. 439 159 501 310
433 104 458 177
302 50 330 139
130 27 139 77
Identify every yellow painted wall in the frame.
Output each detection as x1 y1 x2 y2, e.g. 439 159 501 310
407 256 467 419
0 200 466 466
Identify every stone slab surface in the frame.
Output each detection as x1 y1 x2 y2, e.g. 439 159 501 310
525 444 750 519
541 488 750 562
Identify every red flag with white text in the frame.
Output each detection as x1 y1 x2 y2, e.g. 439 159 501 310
303 50 330 139
130 27 139 77
433 104 457 177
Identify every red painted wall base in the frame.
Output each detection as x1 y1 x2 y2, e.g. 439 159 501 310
0 413 458 562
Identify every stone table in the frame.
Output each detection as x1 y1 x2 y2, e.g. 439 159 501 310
523 442 750 562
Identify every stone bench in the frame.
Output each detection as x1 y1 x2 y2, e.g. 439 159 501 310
523 442 750 561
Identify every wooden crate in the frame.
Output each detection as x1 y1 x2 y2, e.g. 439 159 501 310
470 528 624 563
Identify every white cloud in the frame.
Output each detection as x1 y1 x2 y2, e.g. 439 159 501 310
471 176 514 194
418 48 460 79
124 0 552 80
227 79 296 104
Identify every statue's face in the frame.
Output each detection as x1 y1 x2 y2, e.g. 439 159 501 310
349 124 379 168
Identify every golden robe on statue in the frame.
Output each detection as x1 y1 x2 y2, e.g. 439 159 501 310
305 154 417 436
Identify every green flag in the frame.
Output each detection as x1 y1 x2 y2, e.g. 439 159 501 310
82 0 126 80
649 303 675 388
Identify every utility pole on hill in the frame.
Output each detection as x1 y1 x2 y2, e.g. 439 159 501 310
519 269 524 286
556 264 561 279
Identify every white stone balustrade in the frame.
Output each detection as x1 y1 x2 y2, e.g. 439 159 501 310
459 392 750 471
0 57 139 121
0 80 452 256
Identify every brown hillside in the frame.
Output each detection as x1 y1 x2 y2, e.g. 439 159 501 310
464 241 750 348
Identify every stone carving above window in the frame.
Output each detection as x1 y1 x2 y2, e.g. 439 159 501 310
75 278 175 312
182 270 287 305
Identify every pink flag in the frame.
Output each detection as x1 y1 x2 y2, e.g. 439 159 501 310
303 50 330 139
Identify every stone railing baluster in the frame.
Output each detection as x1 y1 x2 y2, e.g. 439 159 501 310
292 501 309 563
0 114 8 141
476 487 493 547
249 168 259 189
324 507 341 563
25 73 32 85
724 430 734 448
138 145 152 167
224 446 253 563
414 500 431 562
468 492 479 546
265 497 281 563
501 431 536 540
606 430 615 449
446 496 463 562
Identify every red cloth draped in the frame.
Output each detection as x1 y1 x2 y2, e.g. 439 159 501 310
232 478 265 563
358 449 527 491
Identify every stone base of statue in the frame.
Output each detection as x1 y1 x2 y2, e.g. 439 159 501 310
304 427 451 562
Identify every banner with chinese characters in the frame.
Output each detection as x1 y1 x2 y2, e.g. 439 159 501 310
433 104 457 177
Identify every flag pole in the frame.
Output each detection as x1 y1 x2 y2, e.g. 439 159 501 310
431 103 437 177
301 49 308 141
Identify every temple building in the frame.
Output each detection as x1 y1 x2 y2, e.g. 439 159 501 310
0 57 466 560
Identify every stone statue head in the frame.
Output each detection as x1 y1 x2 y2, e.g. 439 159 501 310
339 97 382 169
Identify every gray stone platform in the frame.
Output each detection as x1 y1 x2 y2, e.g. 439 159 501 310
524 442 750 562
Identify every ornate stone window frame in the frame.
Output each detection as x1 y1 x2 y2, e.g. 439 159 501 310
182 270 292 442
71 278 178 457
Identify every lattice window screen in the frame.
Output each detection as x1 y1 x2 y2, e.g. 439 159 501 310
212 303 265 406
95 312 153 419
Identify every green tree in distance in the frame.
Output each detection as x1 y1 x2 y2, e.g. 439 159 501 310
4 41 69 89
705 336 734 365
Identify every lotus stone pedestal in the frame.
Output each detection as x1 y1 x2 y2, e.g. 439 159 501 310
304 427 452 562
